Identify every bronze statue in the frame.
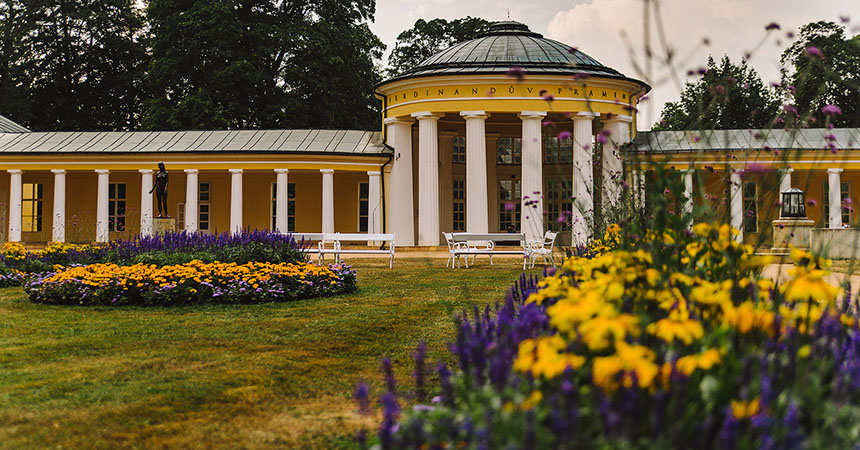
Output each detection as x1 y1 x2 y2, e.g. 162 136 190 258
149 162 169 218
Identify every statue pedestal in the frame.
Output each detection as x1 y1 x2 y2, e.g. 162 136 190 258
154 217 176 235
772 218 814 254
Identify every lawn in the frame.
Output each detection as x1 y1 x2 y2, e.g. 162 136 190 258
0 257 540 449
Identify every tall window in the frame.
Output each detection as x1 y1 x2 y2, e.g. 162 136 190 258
452 136 466 164
358 182 369 232
743 181 757 233
544 136 573 164
108 183 126 232
177 203 185 229
823 181 851 226
497 137 522 164
199 182 211 232
271 182 296 231
499 178 521 232
22 183 42 232
545 179 573 231
453 177 465 231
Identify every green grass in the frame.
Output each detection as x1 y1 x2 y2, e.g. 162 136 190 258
0 257 541 449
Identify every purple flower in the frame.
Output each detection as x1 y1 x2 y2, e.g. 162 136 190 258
355 380 372 414
804 46 824 59
558 130 572 140
822 104 842 116
765 22 780 31
505 65 525 81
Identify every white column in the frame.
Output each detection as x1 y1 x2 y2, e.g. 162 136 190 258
139 169 154 237
682 168 694 228
730 170 743 242
779 168 793 194
184 169 199 233
572 113 597 246
368 171 382 235
412 112 442 246
7 170 21 242
321 169 334 233
632 169 646 208
52 170 66 243
275 169 289 233
229 169 243 234
95 169 110 243
461 111 490 234
602 116 632 211
385 117 415 246
829 168 843 229
519 111 546 243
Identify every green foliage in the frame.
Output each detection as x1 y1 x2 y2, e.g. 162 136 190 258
780 21 860 127
386 17 490 77
0 0 148 130
144 0 384 131
655 55 780 130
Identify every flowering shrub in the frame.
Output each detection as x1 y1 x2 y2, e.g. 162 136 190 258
1 230 308 273
26 260 356 306
359 223 860 448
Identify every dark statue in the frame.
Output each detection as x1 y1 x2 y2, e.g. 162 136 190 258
149 162 169 218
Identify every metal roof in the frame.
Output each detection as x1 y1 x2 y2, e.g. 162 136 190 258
382 21 649 90
0 129 389 155
0 115 29 133
635 128 860 153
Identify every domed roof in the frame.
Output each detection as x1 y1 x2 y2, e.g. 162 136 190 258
386 21 645 87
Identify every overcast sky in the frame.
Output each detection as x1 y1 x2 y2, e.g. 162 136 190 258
369 0 857 130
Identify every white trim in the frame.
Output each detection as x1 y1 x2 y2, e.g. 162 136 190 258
387 96 630 112
0 161 386 168
828 168 844 173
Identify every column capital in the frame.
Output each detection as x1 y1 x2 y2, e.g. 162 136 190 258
828 168 844 174
367 170 381 176
51 169 67 174
229 169 244 174
383 116 414 126
460 111 489 120
6 169 22 174
602 114 633 123
320 169 335 174
780 167 794 174
681 167 695 174
518 111 547 120
274 168 289 174
411 111 443 121
95 169 110 174
138 169 154 174
572 111 600 120
184 169 199 174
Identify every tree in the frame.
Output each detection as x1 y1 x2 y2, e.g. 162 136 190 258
655 55 780 131
145 0 384 131
0 0 147 131
780 21 860 128
387 17 489 77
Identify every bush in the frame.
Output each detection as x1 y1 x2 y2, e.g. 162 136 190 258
26 260 356 306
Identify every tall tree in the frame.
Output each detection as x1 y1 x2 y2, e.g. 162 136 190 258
0 0 147 131
145 0 384 131
780 21 860 128
655 55 780 130
387 17 489 77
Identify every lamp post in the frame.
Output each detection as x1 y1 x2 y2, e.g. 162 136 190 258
780 188 806 219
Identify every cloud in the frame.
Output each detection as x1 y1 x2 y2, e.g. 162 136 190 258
546 0 853 128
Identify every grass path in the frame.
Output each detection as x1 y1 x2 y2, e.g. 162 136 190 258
0 258 539 449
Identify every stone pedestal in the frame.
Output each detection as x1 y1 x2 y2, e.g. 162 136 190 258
772 219 815 253
153 217 176 235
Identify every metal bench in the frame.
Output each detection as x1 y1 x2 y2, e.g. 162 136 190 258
447 232 529 269
290 233 326 258
319 233 396 268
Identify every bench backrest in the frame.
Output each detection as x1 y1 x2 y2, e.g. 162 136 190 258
451 232 526 243
323 233 395 242
291 232 325 241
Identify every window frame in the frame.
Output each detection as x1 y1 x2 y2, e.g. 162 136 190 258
452 135 466 164
270 182 296 232
108 182 126 232
453 176 465 232
742 181 757 233
22 182 43 233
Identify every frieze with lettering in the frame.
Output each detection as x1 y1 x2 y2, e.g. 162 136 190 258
386 83 635 106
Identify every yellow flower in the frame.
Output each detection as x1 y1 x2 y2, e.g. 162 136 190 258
731 397 760 420
647 314 704 345
522 391 543 410
798 345 811 358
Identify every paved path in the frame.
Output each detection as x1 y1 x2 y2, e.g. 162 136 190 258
761 264 860 303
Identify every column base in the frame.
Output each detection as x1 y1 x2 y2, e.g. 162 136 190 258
154 217 177 235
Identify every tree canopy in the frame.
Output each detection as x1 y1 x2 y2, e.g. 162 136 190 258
655 55 780 131
780 21 860 128
386 17 489 77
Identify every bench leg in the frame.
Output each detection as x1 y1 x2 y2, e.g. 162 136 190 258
446 254 452 268
551 254 556 267
489 255 493 266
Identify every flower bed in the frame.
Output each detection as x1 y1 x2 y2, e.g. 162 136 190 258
1 230 308 274
358 223 860 448
26 260 356 306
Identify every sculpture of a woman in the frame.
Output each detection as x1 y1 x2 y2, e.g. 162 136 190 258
149 162 169 218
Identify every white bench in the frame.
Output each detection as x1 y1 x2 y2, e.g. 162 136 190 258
446 232 529 269
290 233 326 257
319 233 396 268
